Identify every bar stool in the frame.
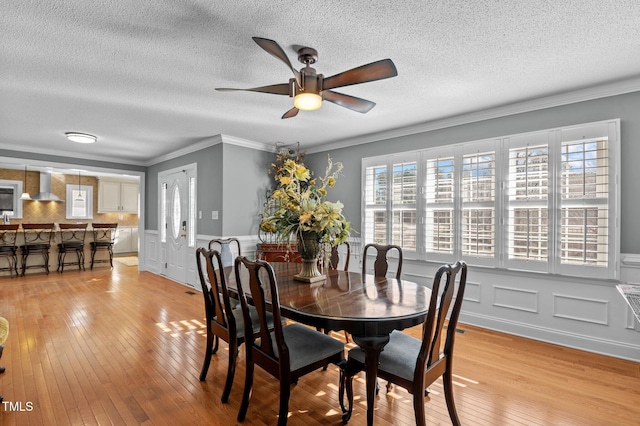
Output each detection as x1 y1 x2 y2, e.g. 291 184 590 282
90 223 117 269
0 224 20 277
57 223 88 272
20 223 55 276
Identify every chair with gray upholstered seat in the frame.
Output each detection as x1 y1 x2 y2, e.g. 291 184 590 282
234 256 345 426
196 247 275 403
362 243 403 279
340 260 468 426
327 241 351 272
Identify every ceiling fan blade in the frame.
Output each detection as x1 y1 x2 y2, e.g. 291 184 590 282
323 90 376 113
282 107 299 119
252 37 301 85
323 59 398 91
215 83 290 95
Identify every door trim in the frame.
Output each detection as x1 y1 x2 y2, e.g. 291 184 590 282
158 163 197 285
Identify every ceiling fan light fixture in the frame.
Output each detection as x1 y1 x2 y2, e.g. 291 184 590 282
294 92 322 111
65 132 97 144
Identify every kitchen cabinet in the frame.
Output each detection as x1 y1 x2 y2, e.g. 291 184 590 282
98 180 139 213
113 226 139 254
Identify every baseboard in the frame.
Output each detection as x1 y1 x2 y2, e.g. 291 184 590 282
460 312 640 362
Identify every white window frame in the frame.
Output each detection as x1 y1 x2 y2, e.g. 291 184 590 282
0 180 26 218
362 152 419 258
65 184 94 219
361 119 620 280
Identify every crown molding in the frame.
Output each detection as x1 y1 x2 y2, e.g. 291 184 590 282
220 135 276 152
0 143 148 167
144 135 224 166
145 134 275 166
306 76 640 154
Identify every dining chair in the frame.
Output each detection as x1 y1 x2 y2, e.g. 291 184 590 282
20 223 55 276
324 241 351 342
208 238 241 292
0 224 20 277
362 243 403 279
195 247 275 403
90 223 118 269
57 223 88 272
327 241 351 272
234 256 345 426
340 260 468 426
208 237 241 265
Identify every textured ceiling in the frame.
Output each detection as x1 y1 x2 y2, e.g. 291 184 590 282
2 0 640 166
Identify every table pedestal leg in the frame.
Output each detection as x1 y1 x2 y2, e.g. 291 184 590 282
351 334 390 426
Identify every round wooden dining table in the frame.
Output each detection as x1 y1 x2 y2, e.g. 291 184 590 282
228 261 432 426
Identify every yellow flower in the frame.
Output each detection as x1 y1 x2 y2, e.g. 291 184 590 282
294 165 310 181
260 221 275 233
280 176 291 185
319 188 327 195
309 179 316 185
327 177 336 187
272 189 287 200
299 211 313 225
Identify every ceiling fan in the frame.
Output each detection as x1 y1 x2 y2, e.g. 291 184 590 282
216 37 398 119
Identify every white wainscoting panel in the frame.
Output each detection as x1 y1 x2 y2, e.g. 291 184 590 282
464 281 481 303
144 231 159 274
493 286 539 313
552 294 609 325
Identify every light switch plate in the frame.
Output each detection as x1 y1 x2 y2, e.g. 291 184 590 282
212 210 218 220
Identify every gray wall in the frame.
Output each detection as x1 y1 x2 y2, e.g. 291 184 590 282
221 143 272 236
306 91 640 254
146 144 223 234
145 142 272 237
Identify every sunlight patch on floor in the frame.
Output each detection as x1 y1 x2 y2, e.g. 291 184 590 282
453 373 479 385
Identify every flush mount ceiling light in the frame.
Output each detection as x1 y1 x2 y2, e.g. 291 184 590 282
65 132 97 144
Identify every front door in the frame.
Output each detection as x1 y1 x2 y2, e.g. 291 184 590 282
159 166 195 285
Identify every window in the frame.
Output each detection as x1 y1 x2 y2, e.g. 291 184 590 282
363 154 418 253
425 154 455 256
160 182 167 243
364 162 389 245
392 161 417 250
462 149 496 260
65 185 93 219
362 119 620 279
189 176 196 247
0 180 26 219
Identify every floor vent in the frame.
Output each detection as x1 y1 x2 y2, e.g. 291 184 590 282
185 291 196 295
444 325 466 334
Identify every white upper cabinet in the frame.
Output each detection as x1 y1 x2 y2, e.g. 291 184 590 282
98 179 139 213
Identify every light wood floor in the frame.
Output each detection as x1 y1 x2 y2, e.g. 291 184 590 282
0 263 639 425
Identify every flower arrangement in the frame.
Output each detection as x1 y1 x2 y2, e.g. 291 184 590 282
259 147 351 248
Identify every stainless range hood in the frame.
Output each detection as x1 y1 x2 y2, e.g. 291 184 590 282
30 172 63 202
